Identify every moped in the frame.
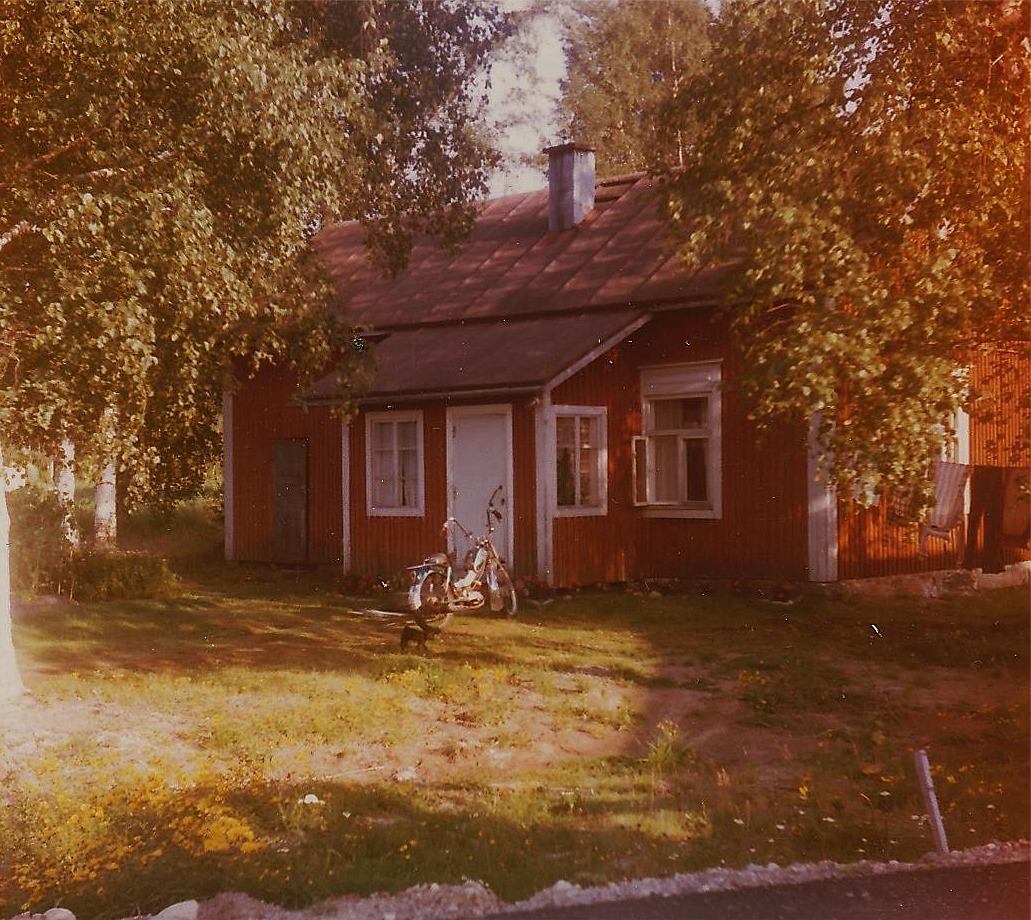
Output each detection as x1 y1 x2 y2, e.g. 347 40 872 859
406 485 518 623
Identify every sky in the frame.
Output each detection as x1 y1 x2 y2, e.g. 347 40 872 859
485 3 568 196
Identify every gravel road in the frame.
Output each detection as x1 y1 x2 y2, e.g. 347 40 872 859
473 841 1029 920
482 859 1029 919
11 841 1027 920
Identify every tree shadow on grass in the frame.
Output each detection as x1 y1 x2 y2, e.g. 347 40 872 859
14 590 403 677
0 772 725 920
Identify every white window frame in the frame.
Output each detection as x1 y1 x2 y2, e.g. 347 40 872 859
553 405 608 517
365 410 424 517
633 361 722 519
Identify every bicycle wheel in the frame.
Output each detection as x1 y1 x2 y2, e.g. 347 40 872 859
494 564 518 617
412 571 448 616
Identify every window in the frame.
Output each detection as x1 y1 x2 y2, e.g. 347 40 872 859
555 407 606 514
633 362 722 517
367 411 423 515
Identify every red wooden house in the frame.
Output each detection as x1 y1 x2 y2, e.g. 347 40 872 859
224 144 1029 588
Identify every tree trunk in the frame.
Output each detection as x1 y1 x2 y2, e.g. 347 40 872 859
0 443 27 702
57 438 79 547
94 460 117 546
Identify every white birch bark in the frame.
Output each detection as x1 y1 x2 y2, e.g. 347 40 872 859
57 438 79 547
94 460 117 545
0 444 27 702
94 409 119 546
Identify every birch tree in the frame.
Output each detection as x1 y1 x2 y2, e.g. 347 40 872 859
0 0 510 701
660 0 1029 499
557 0 710 175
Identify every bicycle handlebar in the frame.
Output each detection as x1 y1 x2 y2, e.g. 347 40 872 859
443 485 505 542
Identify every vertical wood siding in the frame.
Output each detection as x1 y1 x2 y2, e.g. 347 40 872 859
837 505 960 579
551 311 810 586
346 402 449 579
233 333 1024 585
838 345 1030 579
346 400 538 581
230 364 343 564
968 345 1030 570
969 346 1030 467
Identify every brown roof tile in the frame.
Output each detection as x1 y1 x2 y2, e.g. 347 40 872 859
314 175 734 331
309 175 737 400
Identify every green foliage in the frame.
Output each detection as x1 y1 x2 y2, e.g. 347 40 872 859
8 468 73 596
120 495 225 563
0 0 511 505
72 550 176 602
660 0 1030 499
642 719 686 781
557 0 710 175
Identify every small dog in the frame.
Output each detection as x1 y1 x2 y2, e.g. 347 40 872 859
400 624 428 651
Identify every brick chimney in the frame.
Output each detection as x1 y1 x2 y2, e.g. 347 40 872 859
545 142 595 232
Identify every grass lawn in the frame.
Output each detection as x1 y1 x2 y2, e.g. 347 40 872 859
1 561 1027 920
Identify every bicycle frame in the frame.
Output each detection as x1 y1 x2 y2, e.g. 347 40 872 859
405 485 517 619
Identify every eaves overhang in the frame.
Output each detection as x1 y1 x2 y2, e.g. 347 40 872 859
305 309 652 408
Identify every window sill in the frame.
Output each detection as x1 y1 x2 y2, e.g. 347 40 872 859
555 505 607 518
368 507 424 518
638 505 720 520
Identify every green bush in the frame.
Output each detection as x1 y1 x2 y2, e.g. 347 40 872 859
8 472 73 596
72 549 177 602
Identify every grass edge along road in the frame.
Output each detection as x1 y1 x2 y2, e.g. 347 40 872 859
2 571 1027 920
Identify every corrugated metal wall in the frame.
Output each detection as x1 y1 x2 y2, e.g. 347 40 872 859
230 363 343 564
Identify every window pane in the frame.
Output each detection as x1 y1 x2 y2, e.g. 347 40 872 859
684 439 708 502
557 414 602 508
578 416 594 449
556 417 576 506
369 416 422 511
372 448 396 507
579 416 598 505
397 420 418 449
372 422 394 450
639 363 720 513
654 397 707 430
398 449 416 506
557 417 575 450
652 435 679 502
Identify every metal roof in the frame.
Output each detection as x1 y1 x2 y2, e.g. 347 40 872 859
309 173 735 401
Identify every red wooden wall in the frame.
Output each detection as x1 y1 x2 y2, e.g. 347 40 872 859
511 400 540 577
229 363 343 564
344 400 540 581
837 345 1030 579
343 401 447 578
230 332 1025 586
551 310 810 586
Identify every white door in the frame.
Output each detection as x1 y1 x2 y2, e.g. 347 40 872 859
447 406 514 565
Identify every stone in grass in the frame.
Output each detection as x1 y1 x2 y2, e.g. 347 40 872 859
153 901 199 920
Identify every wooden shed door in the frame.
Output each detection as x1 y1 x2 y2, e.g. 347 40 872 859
273 438 308 564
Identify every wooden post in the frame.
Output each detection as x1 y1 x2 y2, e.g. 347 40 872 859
915 749 949 854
